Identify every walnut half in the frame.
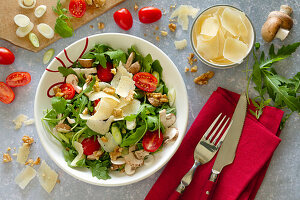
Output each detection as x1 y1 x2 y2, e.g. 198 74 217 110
194 71 215 85
147 93 169 107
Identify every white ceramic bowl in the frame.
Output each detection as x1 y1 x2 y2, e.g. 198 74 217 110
34 33 188 186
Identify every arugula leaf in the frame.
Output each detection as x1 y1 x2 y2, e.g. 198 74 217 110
152 60 163 78
142 54 153 73
146 115 159 131
58 66 77 77
121 124 147 147
51 96 67 113
86 160 111 180
63 148 76 166
73 76 96 100
53 0 73 38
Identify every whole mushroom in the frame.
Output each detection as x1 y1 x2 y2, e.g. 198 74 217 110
261 5 293 42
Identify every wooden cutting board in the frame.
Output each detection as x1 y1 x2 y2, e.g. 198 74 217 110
0 0 125 52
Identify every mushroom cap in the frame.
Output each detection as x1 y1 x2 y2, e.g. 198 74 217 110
268 11 293 30
280 5 293 16
261 17 282 42
78 58 93 68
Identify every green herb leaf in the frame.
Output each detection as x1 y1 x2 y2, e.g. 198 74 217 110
86 160 111 180
53 0 73 38
121 124 147 147
51 96 67 113
58 66 77 77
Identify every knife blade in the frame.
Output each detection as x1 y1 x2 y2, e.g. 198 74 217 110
199 92 248 200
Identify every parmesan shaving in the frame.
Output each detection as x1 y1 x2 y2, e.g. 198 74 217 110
24 119 35 126
38 161 58 193
70 141 85 166
17 143 31 164
15 166 36 189
200 16 220 37
196 34 219 60
121 99 141 116
223 37 248 63
111 63 132 88
89 91 120 102
170 5 199 30
90 97 119 120
221 7 244 36
116 76 135 97
86 116 114 135
174 39 187 50
13 114 28 130
97 133 118 152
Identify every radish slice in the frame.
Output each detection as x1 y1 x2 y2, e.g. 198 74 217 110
37 23 54 39
16 22 34 37
14 14 30 27
35 5 47 18
29 33 39 48
18 0 36 9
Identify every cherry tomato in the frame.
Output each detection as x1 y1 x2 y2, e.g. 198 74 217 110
133 72 158 92
113 8 133 30
94 99 100 107
69 0 86 18
6 72 31 88
59 83 75 99
138 7 162 24
81 137 100 155
142 130 164 152
0 47 15 65
97 62 114 82
0 82 15 104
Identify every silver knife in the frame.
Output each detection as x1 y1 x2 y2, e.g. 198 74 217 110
199 92 248 200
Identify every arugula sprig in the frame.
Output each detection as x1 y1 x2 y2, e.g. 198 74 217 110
53 0 73 38
247 42 300 120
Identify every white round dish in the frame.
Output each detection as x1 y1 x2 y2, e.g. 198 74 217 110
34 33 189 186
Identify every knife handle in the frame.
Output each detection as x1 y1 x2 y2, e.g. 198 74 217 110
199 170 219 200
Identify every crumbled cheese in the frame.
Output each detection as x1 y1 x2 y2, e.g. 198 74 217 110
7 147 11 151
15 166 36 189
13 114 28 130
174 39 187 50
17 143 31 164
161 31 168 36
170 5 199 30
24 119 35 126
190 65 198 72
38 161 58 193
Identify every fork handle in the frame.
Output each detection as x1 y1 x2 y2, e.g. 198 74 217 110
199 170 219 200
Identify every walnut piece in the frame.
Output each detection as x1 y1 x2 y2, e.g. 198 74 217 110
53 86 64 97
156 36 160 41
3 153 12 163
94 0 106 7
33 157 41 166
112 108 123 118
55 123 71 133
82 107 89 115
147 93 169 107
86 0 93 5
134 3 139 11
190 65 198 72
125 90 134 102
109 147 123 161
87 150 103 160
103 87 115 95
22 135 34 145
185 67 189 72
98 22 105 30
194 71 215 85
188 53 195 65
168 23 176 32
93 81 101 92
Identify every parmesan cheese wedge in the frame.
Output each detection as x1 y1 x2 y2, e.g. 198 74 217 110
86 116 114 135
38 161 58 193
170 5 199 30
37 23 54 39
174 39 187 50
34 5 47 18
221 7 244 36
90 97 119 120
70 141 85 167
15 166 36 189
17 143 31 164
200 16 220 37
116 76 135 97
89 91 120 102
223 37 248 63
16 22 34 37
14 14 30 27
97 133 118 152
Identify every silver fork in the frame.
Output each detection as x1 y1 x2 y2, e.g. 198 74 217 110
171 113 232 199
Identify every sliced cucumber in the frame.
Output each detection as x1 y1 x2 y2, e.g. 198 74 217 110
152 71 160 84
58 132 69 144
43 48 55 64
111 126 122 145
168 88 176 106
29 33 39 48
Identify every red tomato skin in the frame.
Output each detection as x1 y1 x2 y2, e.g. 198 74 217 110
142 130 164 152
59 83 75 99
6 72 31 88
94 99 100 107
97 62 114 82
81 137 100 155
69 0 86 18
113 8 133 30
138 7 162 24
133 72 158 92
0 47 15 65
0 82 15 104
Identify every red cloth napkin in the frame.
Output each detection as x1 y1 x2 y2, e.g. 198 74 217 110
145 87 283 200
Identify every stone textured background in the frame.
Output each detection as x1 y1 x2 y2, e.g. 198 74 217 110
0 0 299 199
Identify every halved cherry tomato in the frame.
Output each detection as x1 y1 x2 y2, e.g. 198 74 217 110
113 8 133 30
133 72 158 92
142 130 164 152
81 137 100 155
97 62 114 82
59 83 75 99
0 47 15 65
0 82 15 104
94 99 100 107
6 72 31 87
138 7 162 24
69 0 86 18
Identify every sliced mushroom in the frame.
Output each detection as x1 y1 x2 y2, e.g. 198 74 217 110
78 58 93 68
127 61 141 74
125 52 135 69
134 150 150 160
128 145 137 153
73 68 97 77
111 157 126 165
66 117 75 124
159 109 176 128
126 119 136 130
124 152 143 168
55 123 71 133
144 154 155 166
66 74 81 92
164 127 179 144
124 163 136 175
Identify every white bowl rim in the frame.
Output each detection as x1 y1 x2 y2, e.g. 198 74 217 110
34 33 189 186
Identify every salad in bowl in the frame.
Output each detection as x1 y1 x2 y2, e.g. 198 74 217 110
42 42 178 180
